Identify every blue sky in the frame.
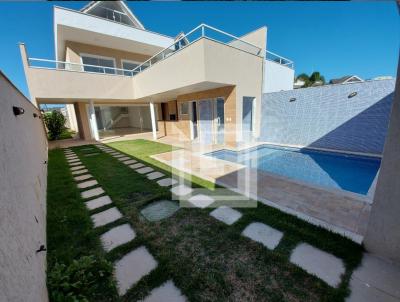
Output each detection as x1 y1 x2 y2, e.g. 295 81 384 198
0 1 398 99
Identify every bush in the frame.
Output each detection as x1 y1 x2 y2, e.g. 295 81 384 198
43 110 66 140
47 256 117 302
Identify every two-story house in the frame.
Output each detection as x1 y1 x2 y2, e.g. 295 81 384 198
20 1 294 146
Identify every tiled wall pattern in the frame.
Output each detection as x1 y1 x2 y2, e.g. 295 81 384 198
259 79 395 154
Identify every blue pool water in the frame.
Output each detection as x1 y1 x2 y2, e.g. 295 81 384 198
207 145 381 195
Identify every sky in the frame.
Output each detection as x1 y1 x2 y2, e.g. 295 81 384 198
0 1 398 99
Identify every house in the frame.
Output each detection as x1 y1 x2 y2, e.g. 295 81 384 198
20 0 294 145
329 75 363 85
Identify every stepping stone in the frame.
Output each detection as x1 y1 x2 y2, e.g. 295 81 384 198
84 153 100 157
242 222 283 250
85 195 113 210
141 280 186 302
66 155 78 160
65 152 74 155
70 165 85 171
290 243 345 288
113 154 124 158
81 187 104 199
114 246 157 296
210 206 242 225
110 152 120 156
100 224 136 252
118 156 130 161
188 194 214 208
141 200 179 221
67 158 80 163
71 169 88 175
81 148 94 151
69 161 82 167
157 178 178 187
171 184 193 196
91 207 122 228
130 163 145 169
123 159 137 165
77 180 98 189
74 174 92 182
136 167 154 174
146 172 164 180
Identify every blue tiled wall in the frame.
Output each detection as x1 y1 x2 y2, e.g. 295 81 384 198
259 79 395 154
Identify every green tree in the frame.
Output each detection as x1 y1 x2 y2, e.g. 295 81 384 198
295 72 326 88
43 110 66 140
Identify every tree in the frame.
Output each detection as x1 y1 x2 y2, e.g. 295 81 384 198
43 110 66 140
295 72 326 88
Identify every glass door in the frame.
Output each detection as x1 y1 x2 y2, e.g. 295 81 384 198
242 97 255 142
197 99 214 144
215 98 225 144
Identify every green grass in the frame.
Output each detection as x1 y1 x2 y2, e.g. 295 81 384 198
47 139 364 302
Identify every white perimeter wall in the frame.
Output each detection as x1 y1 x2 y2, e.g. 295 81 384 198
0 72 48 301
263 60 294 93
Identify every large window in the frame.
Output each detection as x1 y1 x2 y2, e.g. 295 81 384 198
81 54 116 74
122 60 140 76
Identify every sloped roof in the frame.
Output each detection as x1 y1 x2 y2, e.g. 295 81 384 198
329 75 363 84
80 1 144 29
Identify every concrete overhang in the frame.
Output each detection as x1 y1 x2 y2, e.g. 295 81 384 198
54 6 174 61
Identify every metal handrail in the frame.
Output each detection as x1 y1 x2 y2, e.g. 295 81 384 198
130 23 263 74
28 58 135 76
266 50 294 69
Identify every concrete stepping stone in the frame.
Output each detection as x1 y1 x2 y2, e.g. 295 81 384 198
66 155 78 160
81 187 105 199
70 165 85 171
67 158 80 163
146 172 164 180
77 179 98 189
130 163 145 169
113 154 125 158
74 174 92 182
110 152 120 156
141 200 179 221
188 194 214 208
114 246 157 296
71 169 88 175
81 147 94 151
91 207 122 228
85 195 112 210
84 153 100 157
242 222 283 250
157 178 178 187
123 159 137 165
100 224 136 252
136 167 154 174
69 161 83 167
118 156 130 161
290 243 345 288
171 184 193 196
141 280 186 302
210 206 242 225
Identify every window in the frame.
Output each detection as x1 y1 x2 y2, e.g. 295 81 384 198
122 60 140 76
81 54 116 74
180 102 189 115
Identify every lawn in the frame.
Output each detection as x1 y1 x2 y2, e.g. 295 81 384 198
47 139 364 302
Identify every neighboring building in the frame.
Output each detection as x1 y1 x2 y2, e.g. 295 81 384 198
329 75 363 85
20 0 294 145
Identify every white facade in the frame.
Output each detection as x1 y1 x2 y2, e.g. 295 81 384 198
263 60 295 93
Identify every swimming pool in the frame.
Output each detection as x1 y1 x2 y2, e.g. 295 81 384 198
207 145 381 195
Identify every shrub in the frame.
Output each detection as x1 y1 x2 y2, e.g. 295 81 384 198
47 255 117 302
43 110 66 140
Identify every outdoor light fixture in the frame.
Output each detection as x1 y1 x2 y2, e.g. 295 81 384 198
33 113 38 118
13 106 25 116
348 92 357 98
289 97 296 102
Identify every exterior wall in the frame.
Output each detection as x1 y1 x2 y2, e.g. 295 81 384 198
0 72 48 302
177 86 237 145
259 79 395 154
65 41 150 68
263 60 294 93
365 65 400 264
74 102 92 140
66 104 78 131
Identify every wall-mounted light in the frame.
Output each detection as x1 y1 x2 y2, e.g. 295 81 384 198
33 113 38 118
289 97 296 102
13 106 25 116
348 92 357 99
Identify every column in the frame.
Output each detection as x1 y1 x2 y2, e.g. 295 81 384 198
88 100 99 141
149 101 157 140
